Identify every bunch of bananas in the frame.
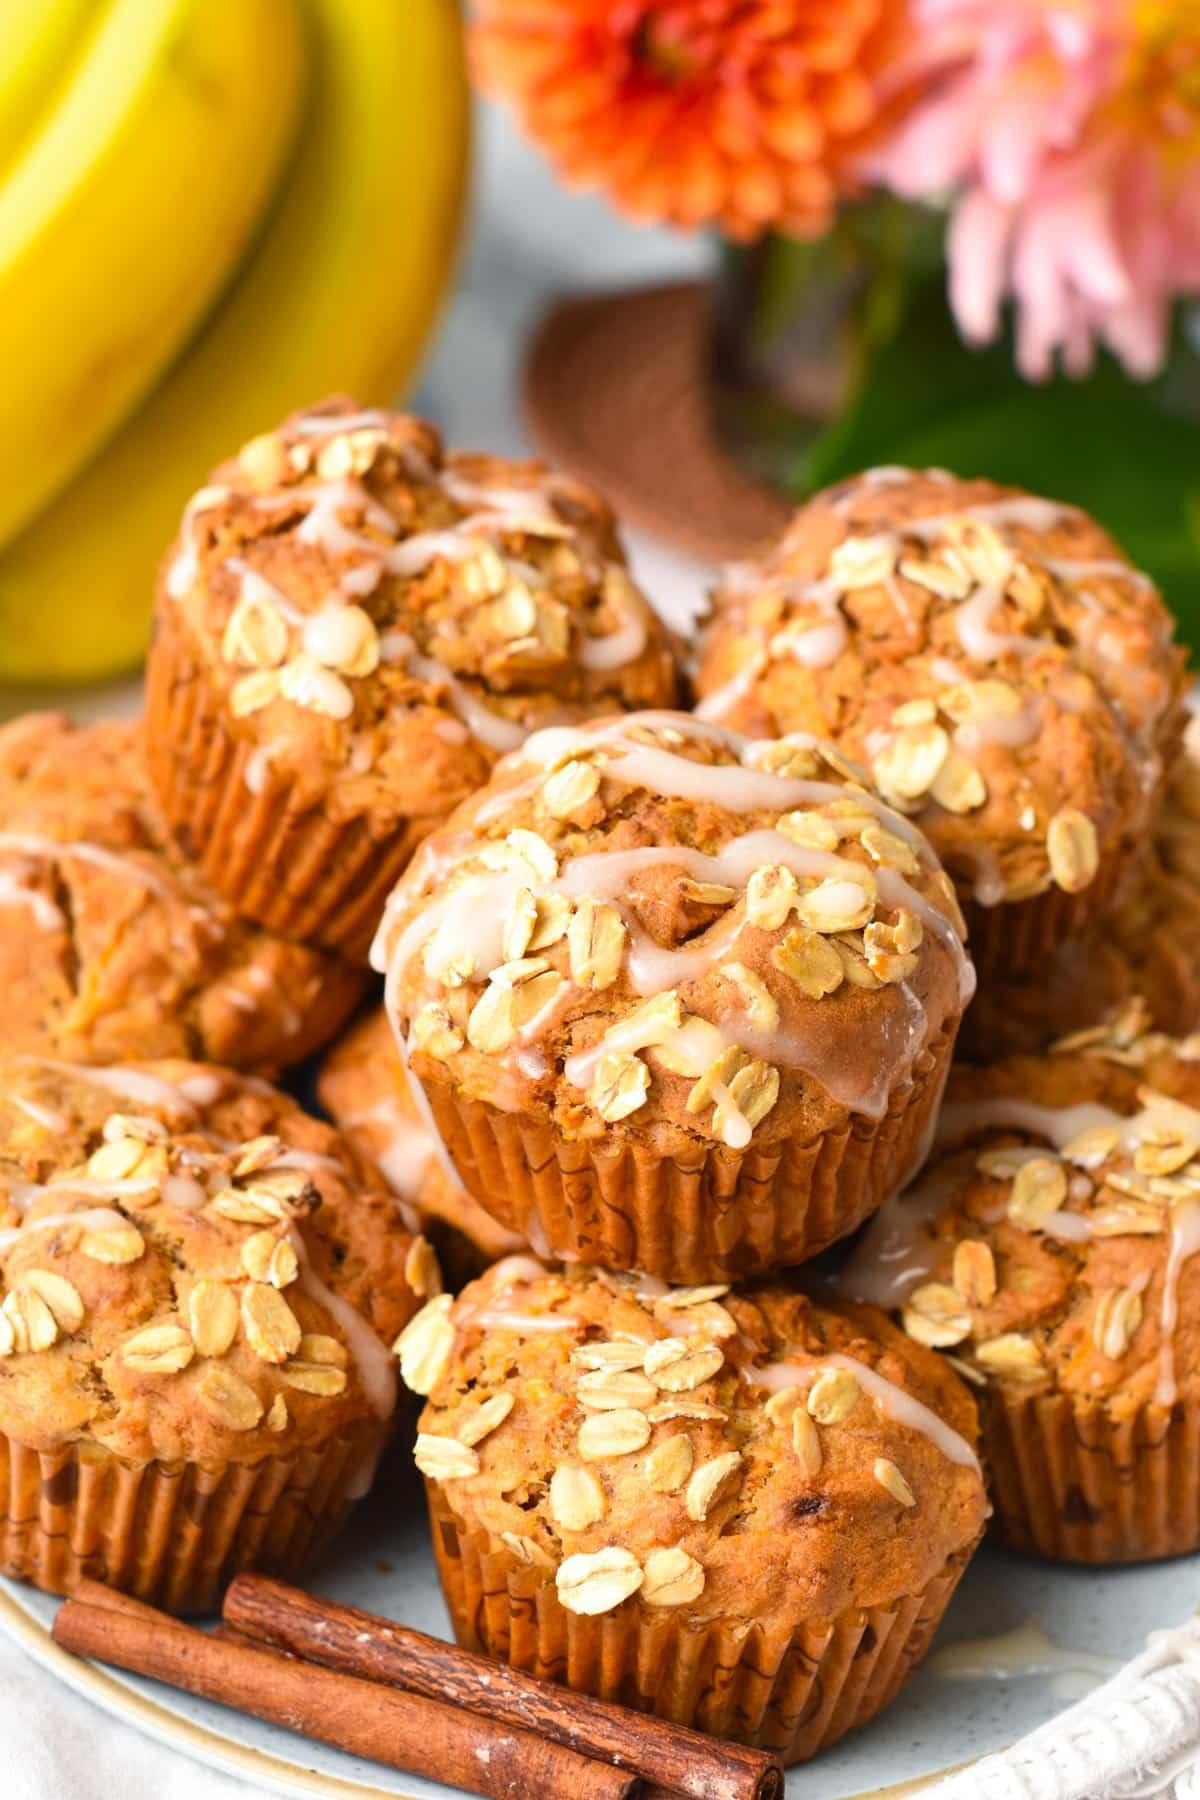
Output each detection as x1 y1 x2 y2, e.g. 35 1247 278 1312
0 0 469 681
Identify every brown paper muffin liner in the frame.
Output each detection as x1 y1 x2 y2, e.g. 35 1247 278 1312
425 1018 956 1282
146 615 427 961
427 1484 976 1764
0 1417 387 1614
962 839 1131 982
982 1384 1200 1564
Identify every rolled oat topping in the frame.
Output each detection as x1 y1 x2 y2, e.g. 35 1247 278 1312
842 1025 1200 1409
373 710 971 1155
161 400 678 789
0 1058 434 1465
411 1258 986 1624
694 469 1183 913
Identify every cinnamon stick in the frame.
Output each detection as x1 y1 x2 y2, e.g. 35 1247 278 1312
225 1574 784 1800
53 1593 636 1800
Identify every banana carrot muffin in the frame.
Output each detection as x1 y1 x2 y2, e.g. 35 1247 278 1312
840 1021 1200 1562
0 713 365 1072
0 1055 437 1609
372 711 973 1281
317 1007 524 1282
401 1257 986 1762
961 701 1200 1058
694 469 1185 976
146 398 680 959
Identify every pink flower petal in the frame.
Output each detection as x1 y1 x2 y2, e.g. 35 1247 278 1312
947 186 1013 343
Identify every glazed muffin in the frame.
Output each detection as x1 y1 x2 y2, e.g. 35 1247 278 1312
0 1055 437 1609
840 1024 1200 1562
0 713 365 1071
317 1007 524 1282
146 398 680 959
401 1257 986 1763
694 469 1185 976
371 711 973 1281
961 709 1200 1057
960 865 1200 1060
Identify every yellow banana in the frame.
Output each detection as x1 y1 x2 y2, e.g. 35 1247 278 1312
0 0 307 550
0 0 469 684
0 0 103 179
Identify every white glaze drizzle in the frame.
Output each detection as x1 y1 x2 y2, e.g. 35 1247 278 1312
928 1619 1120 1699
471 1308 583 1333
226 558 306 626
291 1232 396 1418
14 1058 202 1120
375 718 971 1123
1154 1196 1200 1409
836 1162 968 1307
704 489 1171 779
0 833 174 900
936 1096 1127 1152
378 631 527 753
0 868 65 932
576 581 647 670
694 650 769 723
164 484 228 599
903 1089 1200 1406
0 1206 131 1259
340 1099 434 1208
747 1351 981 1473
8 1092 68 1132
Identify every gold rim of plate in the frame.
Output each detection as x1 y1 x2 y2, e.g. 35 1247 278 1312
0 1580 968 1800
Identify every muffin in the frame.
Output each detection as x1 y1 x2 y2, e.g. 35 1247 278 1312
0 713 365 1072
317 1007 525 1282
840 1025 1200 1562
0 1055 437 1609
371 711 973 1281
146 398 680 959
694 469 1185 976
961 707 1200 1057
401 1257 986 1762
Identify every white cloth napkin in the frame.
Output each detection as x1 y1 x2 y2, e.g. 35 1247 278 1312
919 1618 1200 1800
1 1630 243 1800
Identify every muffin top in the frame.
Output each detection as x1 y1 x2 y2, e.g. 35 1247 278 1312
961 855 1200 1061
962 701 1200 1057
402 1258 985 1625
371 712 972 1161
0 1056 437 1463
694 469 1184 911
317 1007 524 1269
0 713 365 1070
157 398 679 823
841 1023 1200 1412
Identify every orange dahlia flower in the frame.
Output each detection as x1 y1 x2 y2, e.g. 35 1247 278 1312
471 0 909 240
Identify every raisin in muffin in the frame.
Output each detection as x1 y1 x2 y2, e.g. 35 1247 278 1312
0 1056 437 1609
317 1007 524 1283
372 711 973 1281
694 469 1184 977
841 1023 1200 1562
146 399 680 959
401 1257 985 1763
0 713 364 1070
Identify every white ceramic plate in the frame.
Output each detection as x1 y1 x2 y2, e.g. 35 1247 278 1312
0 1433 1189 1800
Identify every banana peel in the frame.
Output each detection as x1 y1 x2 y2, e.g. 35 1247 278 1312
0 0 469 684
0 0 308 548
